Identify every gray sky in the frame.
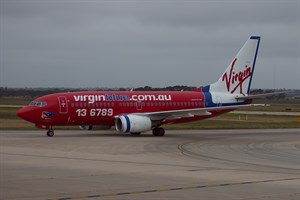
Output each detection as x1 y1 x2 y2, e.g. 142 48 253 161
1 0 299 89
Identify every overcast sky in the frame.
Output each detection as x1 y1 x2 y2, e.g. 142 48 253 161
1 0 299 89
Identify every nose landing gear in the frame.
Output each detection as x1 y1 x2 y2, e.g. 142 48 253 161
46 129 54 137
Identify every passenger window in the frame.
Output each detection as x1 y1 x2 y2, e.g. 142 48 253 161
75 103 78 107
111 102 114 107
71 103 74 107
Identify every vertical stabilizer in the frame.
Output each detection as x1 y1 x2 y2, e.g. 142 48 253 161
209 36 260 95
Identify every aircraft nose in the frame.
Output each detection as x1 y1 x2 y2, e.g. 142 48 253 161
16 106 34 122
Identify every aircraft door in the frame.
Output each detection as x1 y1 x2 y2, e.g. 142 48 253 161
58 96 68 114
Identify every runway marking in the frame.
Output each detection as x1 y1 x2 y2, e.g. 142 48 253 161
49 177 300 200
177 142 300 172
0 152 202 169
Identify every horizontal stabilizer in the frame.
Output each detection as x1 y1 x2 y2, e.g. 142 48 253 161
235 91 291 100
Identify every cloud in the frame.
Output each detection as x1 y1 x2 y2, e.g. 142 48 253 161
1 0 299 89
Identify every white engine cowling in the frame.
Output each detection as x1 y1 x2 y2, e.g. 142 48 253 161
115 115 152 133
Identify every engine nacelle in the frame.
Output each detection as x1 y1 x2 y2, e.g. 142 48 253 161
115 115 152 133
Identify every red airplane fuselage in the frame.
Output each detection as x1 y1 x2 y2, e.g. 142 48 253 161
16 36 261 137
17 91 230 129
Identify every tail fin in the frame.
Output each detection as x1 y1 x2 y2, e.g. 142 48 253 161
208 36 260 95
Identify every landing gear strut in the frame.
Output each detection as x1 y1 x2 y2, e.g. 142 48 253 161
152 127 165 136
47 129 54 137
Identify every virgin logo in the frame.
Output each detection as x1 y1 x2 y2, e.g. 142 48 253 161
222 58 252 94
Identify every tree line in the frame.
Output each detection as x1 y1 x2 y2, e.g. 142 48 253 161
0 86 295 100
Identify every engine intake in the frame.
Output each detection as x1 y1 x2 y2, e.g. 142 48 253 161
115 115 152 133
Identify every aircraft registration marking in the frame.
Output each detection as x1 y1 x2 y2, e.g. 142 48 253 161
75 108 113 117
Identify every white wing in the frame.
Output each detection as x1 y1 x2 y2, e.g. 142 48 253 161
133 104 251 121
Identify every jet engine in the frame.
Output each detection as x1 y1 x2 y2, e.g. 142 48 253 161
115 115 152 133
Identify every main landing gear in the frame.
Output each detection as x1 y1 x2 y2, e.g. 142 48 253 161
46 129 54 137
152 127 165 136
130 128 165 136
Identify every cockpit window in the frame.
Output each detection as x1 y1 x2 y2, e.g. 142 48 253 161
29 101 47 107
29 102 35 106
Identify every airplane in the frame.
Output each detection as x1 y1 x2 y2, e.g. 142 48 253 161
17 36 264 137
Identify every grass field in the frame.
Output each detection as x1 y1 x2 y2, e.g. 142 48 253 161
1 98 299 130
239 103 300 112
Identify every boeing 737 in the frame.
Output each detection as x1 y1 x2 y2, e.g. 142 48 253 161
17 36 263 137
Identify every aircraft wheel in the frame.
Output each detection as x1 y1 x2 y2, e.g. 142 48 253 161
130 132 141 136
152 127 165 136
47 130 54 137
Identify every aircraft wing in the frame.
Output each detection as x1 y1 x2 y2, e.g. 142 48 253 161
134 104 251 121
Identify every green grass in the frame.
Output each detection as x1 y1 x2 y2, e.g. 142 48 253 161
239 103 300 112
0 98 31 105
0 107 21 119
163 114 300 129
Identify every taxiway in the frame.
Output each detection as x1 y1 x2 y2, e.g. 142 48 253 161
1 129 299 200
